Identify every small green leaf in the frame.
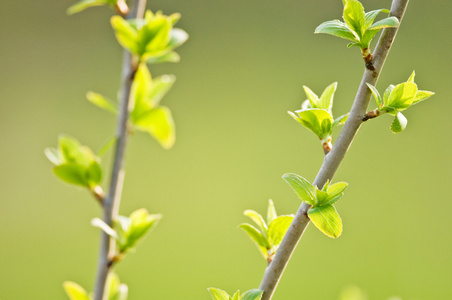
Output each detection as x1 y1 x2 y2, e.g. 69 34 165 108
63 281 90 300
241 290 264 300
364 9 389 30
343 0 366 38
282 173 316 206
119 209 162 252
86 161 102 187
45 147 62 165
86 92 117 114
267 199 277 224
412 90 435 105
385 82 418 111
167 28 189 49
367 16 399 30
232 291 240 300
383 84 395 105
239 224 269 258
148 74 176 107
91 218 118 239
67 0 107 15
308 204 342 238
146 51 180 64
130 64 153 122
407 70 416 83
314 20 358 42
53 164 88 187
319 82 337 113
98 136 117 157
267 215 294 246
133 106 176 149
366 83 382 108
208 288 231 300
244 210 268 233
107 272 128 300
315 189 328 205
332 113 349 128
59 135 82 164
323 182 348 206
302 86 320 108
111 16 139 54
390 112 407 133
293 109 334 139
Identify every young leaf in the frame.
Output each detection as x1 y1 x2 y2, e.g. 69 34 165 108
325 182 348 205
267 199 277 224
146 51 180 64
267 215 294 246
343 0 366 37
385 82 417 111
390 112 407 133
87 161 102 187
232 291 240 300
319 82 338 113
241 290 264 300
407 70 416 83
282 173 316 206
111 16 139 54
364 9 389 30
63 281 90 300
91 218 118 239
302 86 320 108
86 91 118 114
366 83 382 108
53 164 88 187
208 288 231 300
133 106 176 149
45 147 62 165
367 17 399 31
167 28 189 50
148 75 176 107
332 113 349 128
308 204 342 238
239 224 270 258
67 0 108 15
106 272 128 300
314 20 358 42
412 90 435 105
243 210 268 233
293 109 333 139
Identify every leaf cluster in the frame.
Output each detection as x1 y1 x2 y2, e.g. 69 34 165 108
64 272 127 300
45 135 102 190
111 10 188 64
289 82 348 143
367 71 434 133
92 208 162 259
239 200 294 262
207 288 263 300
315 0 399 50
283 173 348 238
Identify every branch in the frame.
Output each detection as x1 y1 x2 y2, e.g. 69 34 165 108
93 1 147 299
258 1 409 299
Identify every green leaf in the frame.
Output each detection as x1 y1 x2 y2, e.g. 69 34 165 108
322 182 348 206
319 82 337 113
267 199 277 224
244 210 268 233
390 112 407 133
133 106 176 149
282 173 316 206
208 288 231 300
63 281 90 300
314 20 358 42
86 161 102 187
119 209 162 252
239 224 269 258
302 85 319 108
383 84 395 105
146 51 180 64
412 90 435 105
91 218 118 239
111 16 139 54
98 136 117 157
232 291 240 300
385 82 418 111
332 113 349 128
364 9 389 30
148 74 176 107
343 0 366 38
53 163 88 187
267 215 294 246
86 92 117 114
293 109 333 139
241 290 264 300
130 64 153 122
367 16 399 30
45 147 62 165
366 83 382 108
59 135 82 164
107 272 128 300
308 204 342 238
315 189 328 205
67 0 107 15
407 70 416 83
167 28 189 49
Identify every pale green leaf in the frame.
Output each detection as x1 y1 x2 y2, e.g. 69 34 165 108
91 218 118 239
53 163 88 187
302 85 319 108
282 173 316 206
267 199 277 224
86 92 117 114
332 113 349 128
244 210 268 233
323 182 348 206
366 83 382 108
67 0 107 15
232 291 240 300
267 215 294 246
390 112 407 133
167 28 189 49
319 82 337 113
367 16 399 30
133 106 175 149
385 82 418 111
120 209 162 252
407 70 416 83
314 20 358 42
111 16 139 54
45 147 62 165
58 135 82 164
148 74 176 107
63 281 90 300
364 9 389 30
130 64 153 122
315 189 328 205
412 90 435 105
98 136 117 157
208 288 231 300
146 51 180 64
308 204 342 238
242 290 264 300
239 224 269 258
343 0 366 37
86 161 102 187
293 108 333 139
383 84 395 105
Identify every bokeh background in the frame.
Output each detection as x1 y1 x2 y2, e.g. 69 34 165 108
1 0 451 299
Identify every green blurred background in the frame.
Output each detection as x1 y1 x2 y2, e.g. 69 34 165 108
1 0 451 299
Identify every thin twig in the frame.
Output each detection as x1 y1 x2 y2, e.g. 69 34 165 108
258 1 409 299
93 1 147 299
